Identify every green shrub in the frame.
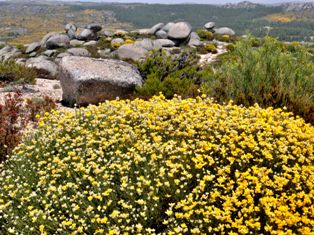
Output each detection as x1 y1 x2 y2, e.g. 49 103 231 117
204 43 217 53
0 96 313 234
15 44 26 53
202 36 314 124
226 43 235 51
285 41 302 53
86 46 100 58
215 34 237 43
136 49 212 98
0 60 36 84
96 37 112 49
196 29 213 41
111 41 123 49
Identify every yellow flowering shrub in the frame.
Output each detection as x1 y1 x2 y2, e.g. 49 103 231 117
0 95 313 234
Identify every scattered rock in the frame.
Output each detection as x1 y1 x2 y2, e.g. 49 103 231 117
138 29 151 35
204 22 216 30
111 38 124 48
29 52 37 57
43 50 57 57
41 32 59 48
97 49 111 58
65 23 77 32
78 29 98 41
56 53 71 59
67 48 91 57
26 56 58 79
114 29 128 37
45 34 70 49
214 27 235 35
58 56 143 106
188 32 202 47
154 39 175 48
103 31 114 37
86 23 102 33
168 22 192 42
70 39 85 47
190 32 200 40
84 41 97 47
0 46 21 62
117 44 148 61
155 30 168 39
65 23 77 40
134 38 155 51
15 58 27 65
25 42 41 54
188 38 202 47
149 23 165 35
162 22 175 32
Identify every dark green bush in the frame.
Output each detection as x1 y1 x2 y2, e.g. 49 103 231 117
226 43 235 51
214 34 237 43
196 29 213 41
204 43 217 53
136 49 212 98
202 36 314 124
86 46 100 58
14 44 27 54
0 60 36 84
96 37 112 49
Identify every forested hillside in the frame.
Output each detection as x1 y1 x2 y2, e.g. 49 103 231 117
71 3 314 42
1 1 314 43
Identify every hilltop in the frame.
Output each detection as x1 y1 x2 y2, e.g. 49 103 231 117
0 1 314 43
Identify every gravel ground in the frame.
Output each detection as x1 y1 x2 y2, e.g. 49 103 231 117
0 78 69 110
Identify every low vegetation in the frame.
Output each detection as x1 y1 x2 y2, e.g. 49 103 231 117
0 60 37 85
202 36 314 124
133 36 313 125
136 50 212 98
0 96 313 234
0 92 56 163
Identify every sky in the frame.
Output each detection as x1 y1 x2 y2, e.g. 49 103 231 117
74 0 313 3
58 0 314 3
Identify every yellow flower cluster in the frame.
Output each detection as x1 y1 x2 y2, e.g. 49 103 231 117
0 95 313 234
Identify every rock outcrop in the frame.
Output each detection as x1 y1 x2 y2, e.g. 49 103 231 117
117 44 148 61
25 42 41 54
0 46 21 62
59 56 143 106
44 34 70 49
214 27 235 36
167 22 192 41
26 56 58 79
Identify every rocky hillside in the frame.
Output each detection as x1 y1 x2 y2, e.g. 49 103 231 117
1 1 314 43
223 1 261 9
282 2 314 12
0 20 233 107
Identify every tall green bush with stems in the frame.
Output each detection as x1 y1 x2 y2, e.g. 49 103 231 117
202 36 314 124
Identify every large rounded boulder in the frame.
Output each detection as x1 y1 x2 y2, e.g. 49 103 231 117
214 27 235 36
26 56 58 79
58 56 143 106
167 22 192 40
45 34 70 49
117 44 149 61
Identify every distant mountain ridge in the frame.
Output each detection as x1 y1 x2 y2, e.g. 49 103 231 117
223 1 261 9
282 2 314 12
